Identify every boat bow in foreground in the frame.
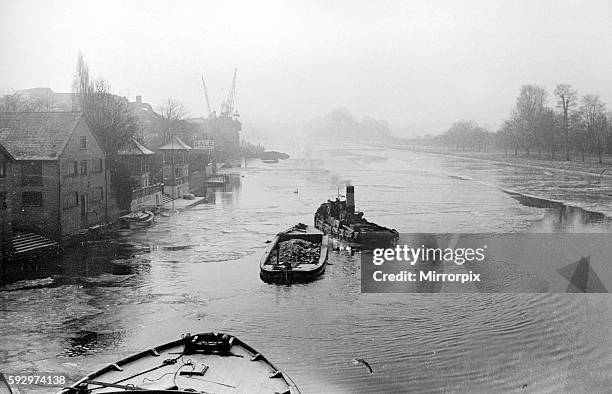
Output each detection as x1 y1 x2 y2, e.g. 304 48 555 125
60 332 299 394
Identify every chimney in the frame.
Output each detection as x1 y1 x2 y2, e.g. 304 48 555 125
346 185 355 214
136 95 142 104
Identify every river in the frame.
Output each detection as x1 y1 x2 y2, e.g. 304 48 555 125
1 142 611 393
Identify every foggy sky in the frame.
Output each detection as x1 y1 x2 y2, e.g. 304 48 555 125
1 0 611 136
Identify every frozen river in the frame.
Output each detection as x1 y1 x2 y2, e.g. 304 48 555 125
1 143 611 393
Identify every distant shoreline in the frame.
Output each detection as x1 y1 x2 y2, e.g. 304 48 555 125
389 144 612 179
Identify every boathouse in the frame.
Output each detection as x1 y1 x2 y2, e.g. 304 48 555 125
117 138 163 212
158 136 191 199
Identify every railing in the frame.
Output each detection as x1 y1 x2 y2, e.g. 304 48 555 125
131 183 163 199
163 177 188 186
129 164 150 174
163 157 187 165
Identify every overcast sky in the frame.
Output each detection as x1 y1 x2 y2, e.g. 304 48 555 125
1 0 611 136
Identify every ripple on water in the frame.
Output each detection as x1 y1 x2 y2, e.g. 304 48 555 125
3 146 612 393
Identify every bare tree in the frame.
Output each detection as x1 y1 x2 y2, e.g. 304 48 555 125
496 120 518 156
72 52 92 99
158 98 188 143
440 120 492 152
554 84 578 160
0 91 47 112
535 107 560 159
511 85 548 156
72 53 139 155
580 94 609 163
85 80 140 155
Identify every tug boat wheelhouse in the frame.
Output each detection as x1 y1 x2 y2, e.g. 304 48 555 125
314 186 398 248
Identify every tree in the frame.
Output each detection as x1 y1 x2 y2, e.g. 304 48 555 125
536 108 561 159
579 94 609 163
72 52 92 99
158 98 188 144
0 92 47 112
444 121 473 150
440 120 492 152
72 53 140 213
305 107 390 141
607 111 612 155
511 85 548 156
496 120 516 155
568 111 585 160
72 52 139 155
554 84 578 160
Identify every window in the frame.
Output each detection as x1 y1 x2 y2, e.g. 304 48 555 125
80 161 88 175
22 161 43 186
174 167 182 178
0 162 5 178
80 136 87 150
22 191 43 207
0 192 6 210
65 161 77 177
63 191 78 209
92 158 103 173
91 187 103 202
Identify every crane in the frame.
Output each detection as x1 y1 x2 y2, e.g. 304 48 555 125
201 74 212 118
220 68 238 118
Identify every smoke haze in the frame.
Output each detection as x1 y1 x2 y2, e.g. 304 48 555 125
1 0 611 137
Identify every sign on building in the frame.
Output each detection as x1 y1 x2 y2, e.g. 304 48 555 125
193 139 214 152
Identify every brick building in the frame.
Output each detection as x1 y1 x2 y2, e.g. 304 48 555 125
0 145 16 260
0 112 108 242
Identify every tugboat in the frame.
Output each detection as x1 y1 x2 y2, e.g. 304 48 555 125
314 185 398 248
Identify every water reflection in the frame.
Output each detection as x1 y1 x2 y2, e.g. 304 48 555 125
514 195 612 232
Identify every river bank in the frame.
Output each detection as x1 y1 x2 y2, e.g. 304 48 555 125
395 144 612 179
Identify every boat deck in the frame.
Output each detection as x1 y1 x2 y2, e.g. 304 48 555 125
67 335 296 393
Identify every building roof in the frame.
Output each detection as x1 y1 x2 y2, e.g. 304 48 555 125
16 87 79 111
118 138 155 156
0 142 15 161
0 112 86 160
158 136 192 151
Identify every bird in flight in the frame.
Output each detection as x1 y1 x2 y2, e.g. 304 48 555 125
351 358 373 374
